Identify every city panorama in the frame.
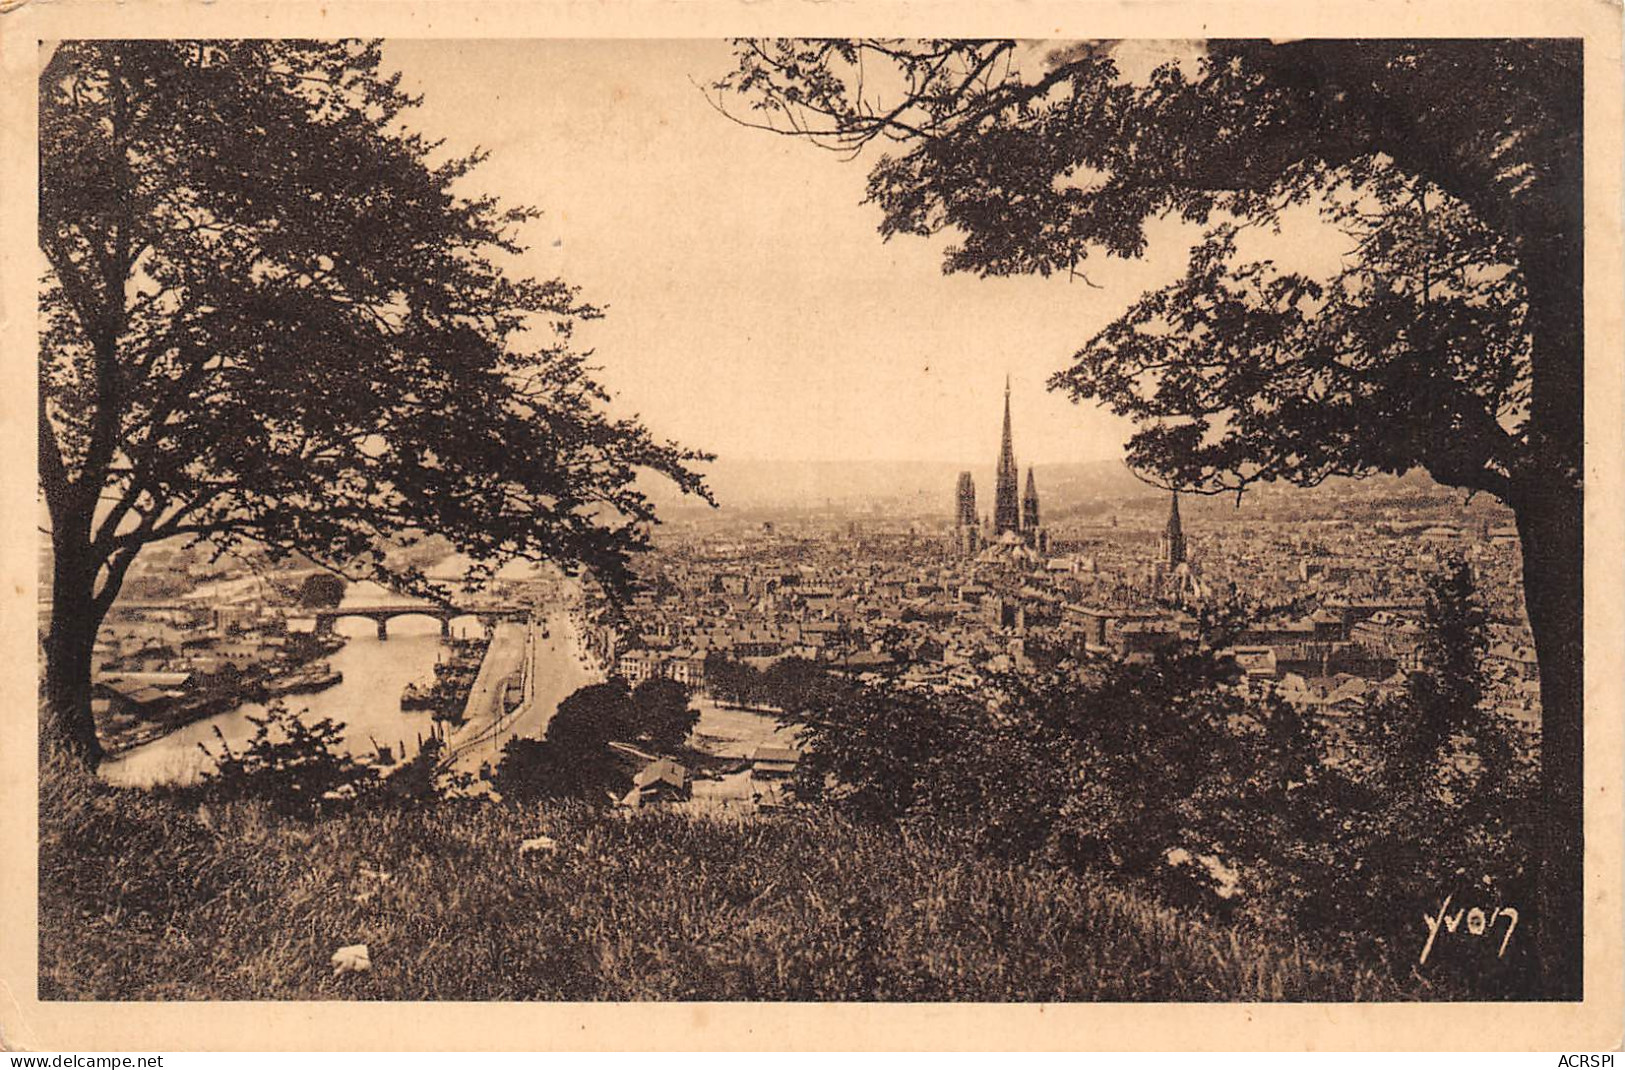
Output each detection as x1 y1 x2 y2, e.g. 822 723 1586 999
35 38 1584 1005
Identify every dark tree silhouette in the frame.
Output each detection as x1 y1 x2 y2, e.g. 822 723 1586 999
786 680 970 824
541 680 638 799
491 737 567 804
548 680 634 754
40 41 710 768
716 37 1583 996
702 650 761 707
628 677 699 751
296 573 347 609
759 655 843 716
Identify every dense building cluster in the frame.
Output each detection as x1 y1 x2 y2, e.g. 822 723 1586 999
55 387 1544 768
608 388 1542 752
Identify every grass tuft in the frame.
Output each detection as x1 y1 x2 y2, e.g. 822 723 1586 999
40 753 1422 1001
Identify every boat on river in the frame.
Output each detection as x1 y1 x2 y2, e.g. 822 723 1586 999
263 661 343 697
400 681 437 710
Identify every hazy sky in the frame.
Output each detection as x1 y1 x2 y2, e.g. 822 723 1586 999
382 40 1278 468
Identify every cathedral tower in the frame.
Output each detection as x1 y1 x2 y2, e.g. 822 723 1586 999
1158 490 1187 567
1022 467 1040 532
993 377 1021 536
953 470 981 554
955 471 977 528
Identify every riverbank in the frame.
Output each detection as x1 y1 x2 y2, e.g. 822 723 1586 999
440 620 531 774
94 636 348 758
101 626 455 788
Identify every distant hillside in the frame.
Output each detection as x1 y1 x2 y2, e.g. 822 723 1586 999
641 457 1150 517
640 457 1495 523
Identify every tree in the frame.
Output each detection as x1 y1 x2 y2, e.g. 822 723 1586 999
628 677 699 751
40 41 710 768
758 655 843 715
716 38 1583 995
1006 654 1252 881
1407 560 1492 761
548 680 633 751
296 573 346 609
1336 564 1539 990
542 680 637 799
493 677 690 803
787 678 974 823
702 650 761 707
491 737 567 804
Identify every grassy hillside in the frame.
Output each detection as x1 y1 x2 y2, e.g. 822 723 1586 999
40 760 1419 1002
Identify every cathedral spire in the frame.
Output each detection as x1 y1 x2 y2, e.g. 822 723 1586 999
994 376 1021 535
1001 377 1014 468
1160 490 1187 566
954 471 977 528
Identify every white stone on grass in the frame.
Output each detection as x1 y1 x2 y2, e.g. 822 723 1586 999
330 943 371 976
519 835 559 857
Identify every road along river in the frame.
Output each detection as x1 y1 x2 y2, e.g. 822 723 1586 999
442 600 601 781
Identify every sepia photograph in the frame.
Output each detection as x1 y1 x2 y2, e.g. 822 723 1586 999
4 0 1623 1052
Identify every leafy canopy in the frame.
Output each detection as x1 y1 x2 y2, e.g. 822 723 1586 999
713 39 1579 502
41 40 710 616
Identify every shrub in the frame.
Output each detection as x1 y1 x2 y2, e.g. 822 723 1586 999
198 702 378 817
779 568 1540 995
789 680 972 823
378 737 474 807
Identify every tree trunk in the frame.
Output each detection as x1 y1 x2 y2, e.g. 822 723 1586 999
1514 475 1583 1000
42 537 106 769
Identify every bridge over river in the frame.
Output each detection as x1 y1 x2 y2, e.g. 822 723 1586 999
311 603 529 640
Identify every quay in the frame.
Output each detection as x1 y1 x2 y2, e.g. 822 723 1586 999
440 588 601 781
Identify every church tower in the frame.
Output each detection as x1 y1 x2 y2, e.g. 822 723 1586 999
1158 490 1187 567
993 377 1021 536
953 471 980 554
955 471 977 528
1022 467 1041 532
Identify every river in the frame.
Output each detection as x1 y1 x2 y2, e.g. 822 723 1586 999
100 582 488 788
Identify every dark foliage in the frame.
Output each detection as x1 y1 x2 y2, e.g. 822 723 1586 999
297 573 347 609
789 682 971 823
781 570 1537 995
549 681 633 751
196 702 379 818
760 655 850 715
535 682 635 801
716 36 1581 995
39 40 712 768
494 677 702 803
629 677 700 752
491 737 572 804
702 652 851 714
376 737 475 808
703 650 762 707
